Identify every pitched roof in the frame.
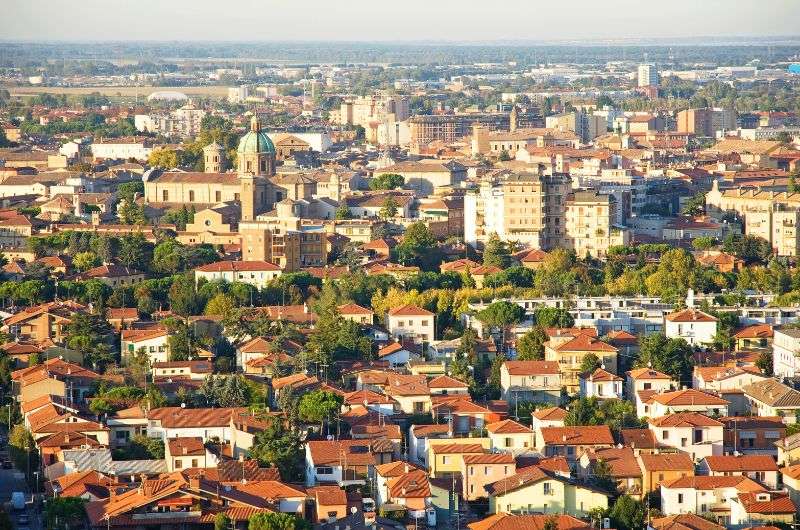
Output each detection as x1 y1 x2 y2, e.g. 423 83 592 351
743 379 800 407
585 447 642 478
539 425 615 446
702 455 779 473
550 334 617 353
429 443 485 455
637 452 694 472
661 475 765 491
733 324 773 339
387 304 434 317
387 468 430 499
485 419 533 435
167 437 205 457
428 374 469 389
306 439 376 466
581 367 622 382
627 367 673 380
195 260 281 272
532 407 567 421
737 492 797 514
468 513 591 530
665 308 718 323
648 412 724 428
337 303 372 315
148 407 246 429
650 514 725 530
503 360 560 376
649 389 729 406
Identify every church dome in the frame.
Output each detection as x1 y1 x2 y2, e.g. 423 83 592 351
237 116 275 155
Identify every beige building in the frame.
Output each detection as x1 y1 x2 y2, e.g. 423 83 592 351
543 329 618 393
565 191 629 258
461 453 516 501
501 172 570 249
676 108 736 137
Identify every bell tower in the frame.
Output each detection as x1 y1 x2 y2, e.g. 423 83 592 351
203 142 225 173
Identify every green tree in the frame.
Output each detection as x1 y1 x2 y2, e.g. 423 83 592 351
476 301 525 330
395 222 442 271
298 390 343 432
249 416 304 481
755 349 773 375
635 334 694 385
682 192 706 216
43 497 87 530
248 512 311 530
579 353 601 374
73 251 101 272
147 148 179 168
516 327 547 361
379 197 399 220
482 234 512 268
204 292 237 317
591 458 618 493
334 204 352 220
498 149 511 161
692 236 717 251
64 312 115 371
9 424 38 477
534 306 575 328
369 173 404 190
118 233 152 270
112 435 164 460
609 495 647 530
214 513 231 530
164 318 197 361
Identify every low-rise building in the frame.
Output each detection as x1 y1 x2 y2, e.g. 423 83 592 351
698 455 780 489
499 360 561 405
648 413 724 461
664 309 718 346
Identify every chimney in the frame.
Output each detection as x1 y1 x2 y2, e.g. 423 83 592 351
182 447 188 455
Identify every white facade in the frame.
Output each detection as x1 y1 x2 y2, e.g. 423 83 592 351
194 266 282 290
638 64 659 87
91 141 153 161
661 483 742 517
773 328 800 380
664 318 717 346
649 424 724 461
579 374 623 400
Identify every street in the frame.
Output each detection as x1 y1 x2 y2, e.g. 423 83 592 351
0 447 42 530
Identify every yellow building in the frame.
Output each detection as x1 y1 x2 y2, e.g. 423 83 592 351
565 191 629 258
427 439 491 478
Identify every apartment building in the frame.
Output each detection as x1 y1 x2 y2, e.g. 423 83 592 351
773 327 800 380
565 191 629 258
677 108 737 138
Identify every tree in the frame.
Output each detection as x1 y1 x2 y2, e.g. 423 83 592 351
692 236 717 251
476 301 525 330
249 417 304 482
8 424 37 479
609 495 646 530
113 435 164 460
498 149 512 161
126 347 150 386
482 234 512 268
214 513 231 530
534 306 575 328
756 349 773 375
73 251 101 272
635 334 694 385
248 512 311 530
205 292 237 317
43 497 87 530
395 222 442 271
591 458 618 493
579 353 601 374
682 192 706 216
516 327 547 361
164 318 197 361
147 148 179 168
790 175 800 193
334 204 352 220
298 390 343 432
64 312 115 371
118 233 152 271
379 197 399 220
369 173 404 190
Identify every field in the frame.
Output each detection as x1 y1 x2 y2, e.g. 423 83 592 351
7 85 230 98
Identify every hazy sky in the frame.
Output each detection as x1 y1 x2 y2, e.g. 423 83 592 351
3 0 799 42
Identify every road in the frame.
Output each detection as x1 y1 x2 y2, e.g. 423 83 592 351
0 446 42 530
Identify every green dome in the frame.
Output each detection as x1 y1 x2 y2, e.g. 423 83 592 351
237 116 275 155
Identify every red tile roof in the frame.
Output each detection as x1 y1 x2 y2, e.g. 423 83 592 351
703 455 778 473
387 304 434 317
539 426 614 446
486 419 533 434
503 360 560 376
195 260 281 272
665 308 718 323
648 412 724 427
649 389 729 406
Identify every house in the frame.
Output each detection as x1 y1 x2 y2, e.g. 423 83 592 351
659 475 766 521
664 309 718 346
105 405 148 448
146 406 246 444
48 470 113 501
12 358 102 404
486 465 610 518
729 491 797 529
721 416 785 456
637 452 694 495
485 419 535 452
431 398 500 435
733 324 773 351
626 367 676 401
376 341 418 367
428 374 470 396
165 437 217 472
743 379 800 423
782 463 800 508
338 303 373 325
105 308 140 331
194 260 282 289
777 432 800 466
620 429 659 454
427 440 490 478
386 304 435 347
773 327 800 380
383 378 431 414
121 327 170 365
305 439 377 487
544 331 618 393
461 453 516 501
578 447 644 498
151 361 212 381
469 513 595 530
579 368 623 400
649 514 725 530
648 412 725 461
537 425 615 463
3 300 86 344
374 462 432 518
499 360 561 405
408 424 451 466
693 365 769 392
531 407 567 439
70 264 146 287
640 389 729 418
698 455 780 489
308 485 348 524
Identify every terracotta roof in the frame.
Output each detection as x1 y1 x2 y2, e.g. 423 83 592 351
737 492 796 514
411 424 450 438
152 360 212 372
550 334 617 353
532 407 567 421
307 439 376 466
581 367 622 382
387 304 434 317
106 307 138 320
517 249 549 263
503 360 560 375
648 412 724 427
463 452 516 465
649 389 729 407
743 379 800 407
732 324 773 340
627 367 673 380
430 443 485 454
484 466 548 496
121 327 169 343
195 260 281 273
719 415 784 430
703 455 778 473
375 460 423 477
167 437 205 457
584 447 642 478
637 452 694 472
620 428 658 449
665 308 717 323
428 374 469 389
387 468 430 498
338 303 372 315
148 407 246 429
781 463 800 480
485 419 533 434
661 475 765 491
694 365 764 383
544 327 597 338
468 513 591 530
650 514 725 530
309 485 347 506
539 426 614 446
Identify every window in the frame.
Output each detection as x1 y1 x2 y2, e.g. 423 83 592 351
543 482 552 495
469 484 474 494
162 190 169 201
316 466 333 475
662 430 669 439
191 459 198 467
442 456 449 465
469 467 474 476
215 191 222 202
681 437 687 448
658 473 664 482
189 190 195 202
484 466 490 475
694 429 703 444
421 320 428 327
505 437 513 448
677 493 684 504
174 459 182 469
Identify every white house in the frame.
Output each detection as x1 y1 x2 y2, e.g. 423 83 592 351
664 308 718 346
698 455 780 490
146 407 241 444
194 260 282 290
693 365 769 392
121 327 170 365
376 342 418 368
660 475 765 518
408 424 450 466
386 304 435 346
773 327 800 380
742 379 800 424
639 389 729 419
579 368 623 400
499 360 562 405
648 412 724 461
305 439 376 487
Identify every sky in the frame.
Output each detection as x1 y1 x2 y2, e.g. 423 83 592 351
2 0 799 42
